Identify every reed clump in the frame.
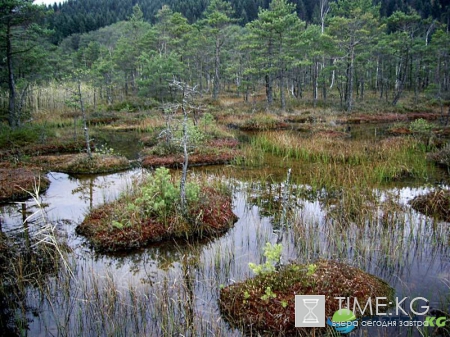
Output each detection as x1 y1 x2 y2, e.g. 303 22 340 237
0 184 70 335
427 142 450 168
249 132 428 186
410 189 450 222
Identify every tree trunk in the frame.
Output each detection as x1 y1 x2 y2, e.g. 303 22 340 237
6 23 18 129
198 60 203 94
392 56 407 106
280 67 286 110
180 91 189 216
213 37 220 100
78 81 92 159
346 45 355 113
266 40 273 106
313 60 318 108
265 74 273 106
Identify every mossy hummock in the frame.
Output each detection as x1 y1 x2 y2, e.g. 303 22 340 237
0 166 49 203
76 184 237 252
142 138 240 168
37 153 130 174
219 260 393 336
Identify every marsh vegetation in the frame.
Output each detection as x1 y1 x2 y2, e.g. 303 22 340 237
1 105 450 336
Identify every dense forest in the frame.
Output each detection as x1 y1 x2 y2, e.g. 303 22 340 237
1 0 450 128
46 0 450 43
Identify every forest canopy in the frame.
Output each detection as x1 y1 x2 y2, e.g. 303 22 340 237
45 0 450 43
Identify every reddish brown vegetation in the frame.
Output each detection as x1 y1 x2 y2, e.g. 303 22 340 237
388 127 412 135
142 152 237 168
207 138 239 148
35 153 130 174
0 140 90 161
88 116 120 125
0 165 49 203
76 186 237 252
338 112 441 125
239 121 290 131
284 116 316 124
142 141 240 168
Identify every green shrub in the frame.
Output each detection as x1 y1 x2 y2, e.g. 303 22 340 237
135 167 179 220
134 167 199 223
152 120 206 155
409 118 433 134
199 113 232 139
182 120 205 146
248 242 282 275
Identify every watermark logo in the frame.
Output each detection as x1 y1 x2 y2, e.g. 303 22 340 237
295 296 447 332
295 295 325 327
424 316 447 327
326 309 358 334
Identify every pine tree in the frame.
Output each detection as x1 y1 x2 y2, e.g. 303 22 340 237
198 0 236 100
0 0 49 128
244 0 302 110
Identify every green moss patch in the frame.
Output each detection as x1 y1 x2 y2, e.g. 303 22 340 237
0 166 49 203
410 189 450 222
219 260 393 336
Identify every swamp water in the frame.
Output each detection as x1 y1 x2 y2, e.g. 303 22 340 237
1 131 449 337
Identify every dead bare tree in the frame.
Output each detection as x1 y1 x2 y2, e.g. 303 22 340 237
77 79 92 160
65 78 92 159
168 79 199 216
